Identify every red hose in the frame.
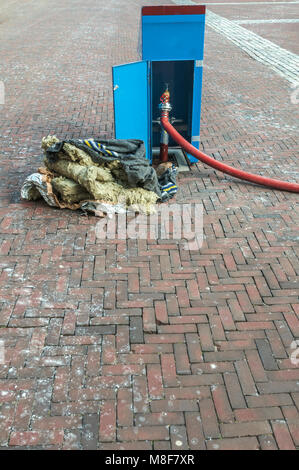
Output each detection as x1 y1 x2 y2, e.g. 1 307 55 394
161 116 299 193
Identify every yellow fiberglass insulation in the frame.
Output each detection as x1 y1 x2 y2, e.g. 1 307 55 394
42 136 115 181
51 177 90 204
60 142 125 185
44 158 119 201
42 135 159 213
41 135 60 151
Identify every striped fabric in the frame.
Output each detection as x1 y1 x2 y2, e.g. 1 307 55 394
161 182 177 196
80 139 119 157
160 164 178 199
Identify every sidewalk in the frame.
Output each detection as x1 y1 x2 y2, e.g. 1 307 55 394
0 0 298 450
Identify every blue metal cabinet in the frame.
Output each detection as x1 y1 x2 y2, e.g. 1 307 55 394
112 5 206 163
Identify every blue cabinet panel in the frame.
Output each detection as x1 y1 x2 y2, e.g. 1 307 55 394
142 15 205 61
189 63 204 163
112 61 150 160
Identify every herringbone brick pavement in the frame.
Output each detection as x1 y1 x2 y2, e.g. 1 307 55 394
0 0 298 450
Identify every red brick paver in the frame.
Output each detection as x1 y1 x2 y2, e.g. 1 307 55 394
0 0 298 450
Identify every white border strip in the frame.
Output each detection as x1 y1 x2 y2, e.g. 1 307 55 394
235 18 299 23
206 10 299 83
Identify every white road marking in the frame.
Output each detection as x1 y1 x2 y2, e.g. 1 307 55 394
173 1 299 4
191 1 299 4
206 10 299 83
235 18 299 23
173 0 299 83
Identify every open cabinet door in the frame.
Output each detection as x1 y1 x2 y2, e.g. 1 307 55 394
189 61 203 163
112 61 151 160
